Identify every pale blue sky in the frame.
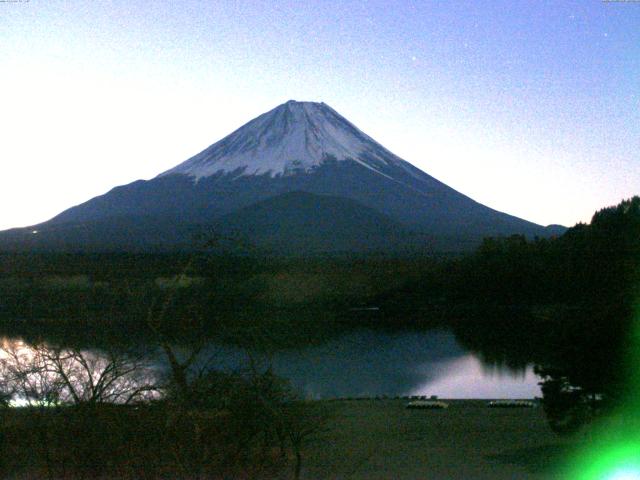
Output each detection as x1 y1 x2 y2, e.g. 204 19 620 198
1 0 638 230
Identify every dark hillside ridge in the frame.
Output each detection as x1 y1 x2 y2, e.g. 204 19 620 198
213 191 417 255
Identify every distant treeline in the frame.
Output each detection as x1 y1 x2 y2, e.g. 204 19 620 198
0 248 440 343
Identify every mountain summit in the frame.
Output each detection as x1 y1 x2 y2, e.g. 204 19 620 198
0 100 561 253
159 100 414 181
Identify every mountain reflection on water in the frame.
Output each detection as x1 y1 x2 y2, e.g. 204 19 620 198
0 328 541 400
201 329 541 399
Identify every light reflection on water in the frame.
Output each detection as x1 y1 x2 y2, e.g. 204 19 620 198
256 329 542 399
0 328 542 401
410 355 540 399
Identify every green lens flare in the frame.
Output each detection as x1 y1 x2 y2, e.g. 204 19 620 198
568 442 640 480
606 469 640 480
565 298 640 479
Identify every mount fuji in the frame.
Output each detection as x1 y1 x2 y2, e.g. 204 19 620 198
0 100 562 254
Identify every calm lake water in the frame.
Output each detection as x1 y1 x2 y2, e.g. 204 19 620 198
193 328 541 399
0 328 541 400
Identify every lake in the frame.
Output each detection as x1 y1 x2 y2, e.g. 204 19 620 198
0 327 541 402
171 328 541 399
258 329 540 399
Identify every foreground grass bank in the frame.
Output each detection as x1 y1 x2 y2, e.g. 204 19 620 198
0 399 580 479
303 399 578 480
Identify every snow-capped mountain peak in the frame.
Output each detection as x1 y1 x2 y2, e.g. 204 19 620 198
159 100 402 180
1 99 555 254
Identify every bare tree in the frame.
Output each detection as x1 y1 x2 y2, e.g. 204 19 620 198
0 340 159 406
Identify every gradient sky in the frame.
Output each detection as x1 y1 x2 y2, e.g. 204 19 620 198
1 0 638 230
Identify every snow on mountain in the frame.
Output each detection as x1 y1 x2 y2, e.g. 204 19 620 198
159 100 407 181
